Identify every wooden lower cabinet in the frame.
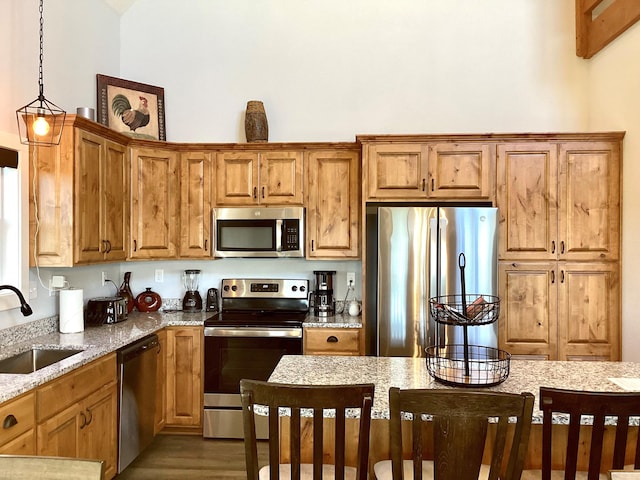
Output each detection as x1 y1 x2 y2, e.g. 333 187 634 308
0 392 35 455
499 262 620 361
155 328 167 434
36 354 118 479
304 327 362 355
165 326 203 429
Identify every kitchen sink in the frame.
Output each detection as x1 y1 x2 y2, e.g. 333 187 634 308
0 348 83 374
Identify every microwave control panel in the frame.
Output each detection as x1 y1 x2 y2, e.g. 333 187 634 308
282 219 300 251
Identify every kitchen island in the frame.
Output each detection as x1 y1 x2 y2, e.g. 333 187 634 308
269 355 640 472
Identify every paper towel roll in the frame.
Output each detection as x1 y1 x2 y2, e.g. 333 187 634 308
60 289 84 333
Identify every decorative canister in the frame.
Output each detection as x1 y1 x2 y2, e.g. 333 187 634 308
245 100 268 143
135 287 162 312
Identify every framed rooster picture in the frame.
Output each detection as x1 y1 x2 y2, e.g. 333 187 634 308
96 74 166 141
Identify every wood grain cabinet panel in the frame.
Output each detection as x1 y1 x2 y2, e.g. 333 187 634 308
29 122 128 266
216 150 303 205
165 326 203 429
179 151 212 257
155 328 167 435
306 150 360 258
427 143 491 199
366 143 428 199
304 328 361 355
130 147 179 259
0 392 35 455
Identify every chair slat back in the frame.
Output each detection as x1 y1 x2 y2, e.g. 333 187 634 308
240 379 375 480
539 387 640 480
389 388 535 480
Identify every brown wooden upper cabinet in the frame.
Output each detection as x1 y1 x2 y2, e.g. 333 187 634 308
364 141 491 200
215 150 303 205
179 151 212 258
497 140 620 262
306 149 360 258
29 120 129 267
129 147 179 259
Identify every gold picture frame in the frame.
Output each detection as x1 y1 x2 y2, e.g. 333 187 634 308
96 74 166 141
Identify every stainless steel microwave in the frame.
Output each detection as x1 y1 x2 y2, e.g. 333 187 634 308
212 207 304 258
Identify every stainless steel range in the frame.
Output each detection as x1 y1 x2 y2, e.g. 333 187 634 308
203 278 308 439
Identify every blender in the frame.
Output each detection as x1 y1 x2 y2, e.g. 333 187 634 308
182 269 203 312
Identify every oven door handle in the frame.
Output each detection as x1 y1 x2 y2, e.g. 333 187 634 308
204 326 302 338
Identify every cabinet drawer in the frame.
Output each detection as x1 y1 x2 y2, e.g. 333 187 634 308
0 392 35 447
304 328 361 355
37 353 117 422
0 430 35 455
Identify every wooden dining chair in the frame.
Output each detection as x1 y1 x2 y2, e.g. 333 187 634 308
373 388 535 480
0 454 104 479
240 379 375 480
520 387 640 480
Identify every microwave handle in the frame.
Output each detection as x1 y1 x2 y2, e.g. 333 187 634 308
276 219 283 252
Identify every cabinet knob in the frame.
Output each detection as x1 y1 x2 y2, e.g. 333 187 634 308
253 187 257 199
2 414 17 429
551 270 555 284
262 186 265 199
106 240 112 253
133 239 137 252
80 411 87 429
551 241 555 254
560 241 565 254
327 335 338 343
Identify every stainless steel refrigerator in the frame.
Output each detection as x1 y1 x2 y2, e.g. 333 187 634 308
365 205 498 357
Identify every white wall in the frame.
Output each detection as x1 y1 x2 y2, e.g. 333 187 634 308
119 0 589 143
588 21 640 361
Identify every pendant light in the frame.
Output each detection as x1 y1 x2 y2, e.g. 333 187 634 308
16 0 66 146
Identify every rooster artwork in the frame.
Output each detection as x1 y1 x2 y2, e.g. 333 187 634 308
111 94 151 132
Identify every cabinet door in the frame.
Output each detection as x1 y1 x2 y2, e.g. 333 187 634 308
216 151 259 205
259 151 304 205
155 329 167 435
559 142 620 261
366 143 429 199
30 127 75 266
496 143 558 261
307 150 359 258
130 147 179 259
102 139 129 261
37 402 81 458
166 327 203 428
180 151 212 257
427 143 491 199
498 262 557 360
75 130 104 263
557 263 620 361
78 384 118 480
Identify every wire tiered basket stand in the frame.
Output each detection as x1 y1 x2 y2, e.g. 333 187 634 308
426 253 510 387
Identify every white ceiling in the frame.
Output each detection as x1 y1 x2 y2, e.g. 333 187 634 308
103 0 137 15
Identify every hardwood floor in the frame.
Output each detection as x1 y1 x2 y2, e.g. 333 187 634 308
116 434 267 479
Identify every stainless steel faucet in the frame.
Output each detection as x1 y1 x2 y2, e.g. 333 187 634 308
0 285 33 316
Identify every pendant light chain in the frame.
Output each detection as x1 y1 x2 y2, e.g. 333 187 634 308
38 0 44 100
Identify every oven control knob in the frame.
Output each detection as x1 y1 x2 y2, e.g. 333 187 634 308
223 285 230 292
231 285 237 292
300 285 306 292
292 286 298 292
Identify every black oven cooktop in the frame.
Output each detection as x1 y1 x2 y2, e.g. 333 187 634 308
204 278 309 328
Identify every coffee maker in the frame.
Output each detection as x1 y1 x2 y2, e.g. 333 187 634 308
183 269 203 312
313 270 335 316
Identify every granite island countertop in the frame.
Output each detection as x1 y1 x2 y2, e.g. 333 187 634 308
269 355 640 424
0 311 207 404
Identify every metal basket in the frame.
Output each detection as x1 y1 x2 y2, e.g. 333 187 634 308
426 344 511 387
429 294 500 326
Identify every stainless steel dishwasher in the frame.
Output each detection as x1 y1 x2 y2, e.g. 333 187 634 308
117 333 159 473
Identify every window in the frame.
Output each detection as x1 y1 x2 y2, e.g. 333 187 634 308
0 134 29 312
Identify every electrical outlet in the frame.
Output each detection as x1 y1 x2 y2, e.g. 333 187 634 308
155 269 164 283
101 271 107 286
29 281 38 299
346 272 355 287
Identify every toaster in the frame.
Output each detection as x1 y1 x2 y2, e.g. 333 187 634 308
85 296 128 325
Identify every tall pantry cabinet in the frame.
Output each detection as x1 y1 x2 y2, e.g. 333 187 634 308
496 136 622 360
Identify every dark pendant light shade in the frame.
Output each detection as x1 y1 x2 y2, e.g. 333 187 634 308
16 0 66 146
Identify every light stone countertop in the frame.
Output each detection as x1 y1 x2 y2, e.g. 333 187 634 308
304 313 363 328
268 355 640 424
0 311 207 404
